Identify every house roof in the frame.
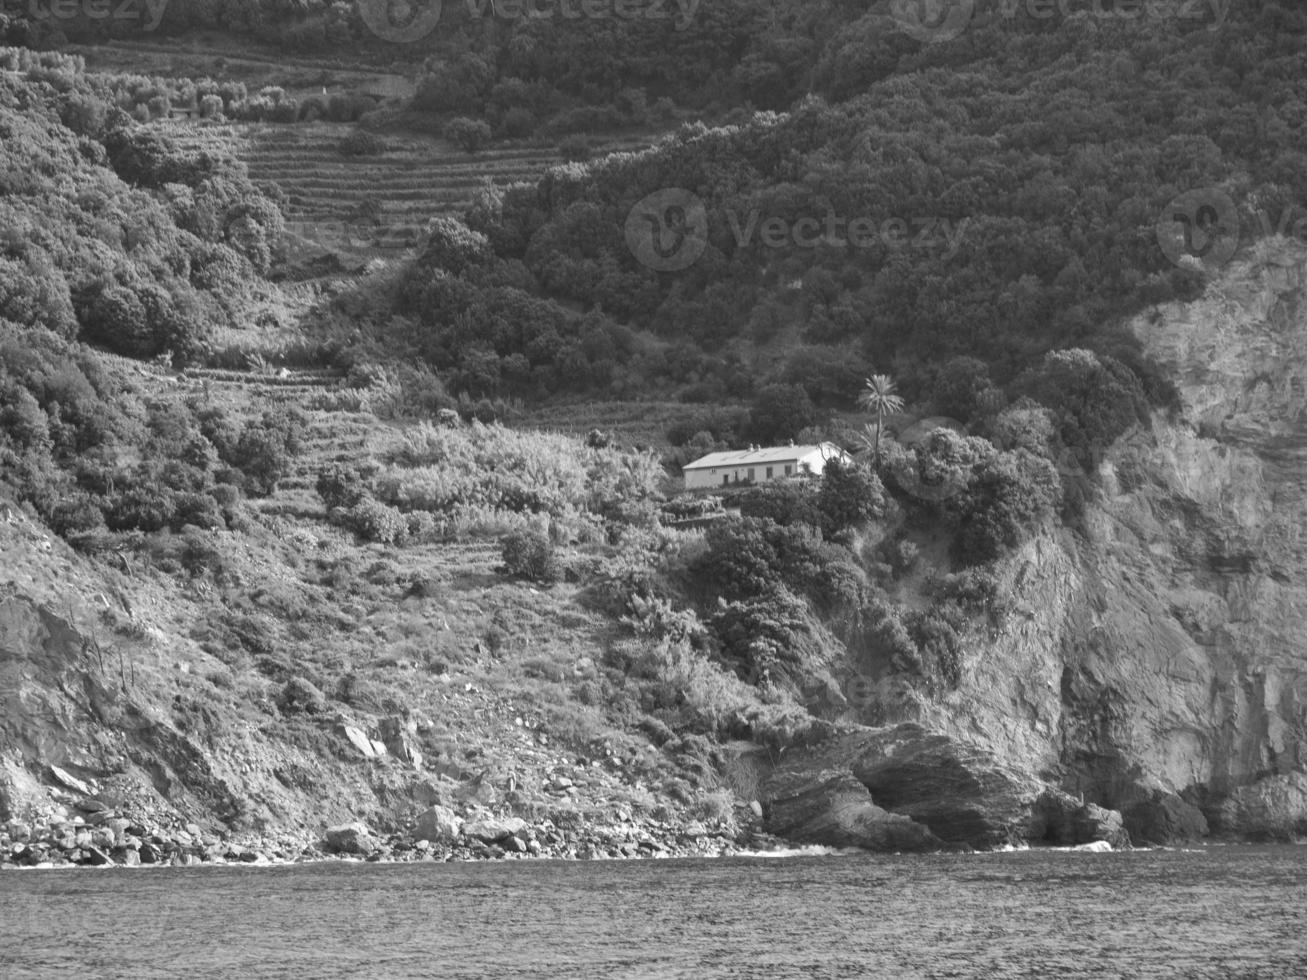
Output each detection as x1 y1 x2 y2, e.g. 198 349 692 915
683 443 841 471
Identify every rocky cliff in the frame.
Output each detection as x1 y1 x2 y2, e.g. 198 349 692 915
764 238 1307 848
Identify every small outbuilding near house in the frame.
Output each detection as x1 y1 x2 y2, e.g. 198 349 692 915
682 442 849 490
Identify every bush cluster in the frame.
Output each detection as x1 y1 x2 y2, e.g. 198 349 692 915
500 529 559 584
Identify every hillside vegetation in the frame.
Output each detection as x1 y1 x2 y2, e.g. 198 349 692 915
1 1 1307 859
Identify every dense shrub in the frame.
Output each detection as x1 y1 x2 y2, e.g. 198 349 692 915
346 497 408 545
816 459 885 536
736 480 822 528
1019 350 1150 471
955 450 1060 566
279 677 327 715
748 384 821 445
446 117 492 153
316 463 370 510
221 409 307 496
692 517 864 612
500 529 559 584
339 129 385 157
412 218 491 276
710 587 823 690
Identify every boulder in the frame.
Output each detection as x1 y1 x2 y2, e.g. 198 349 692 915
341 726 379 759
762 770 941 852
107 818 132 846
1074 803 1129 849
1123 790 1209 844
462 816 529 844
1072 839 1113 852
1036 790 1131 848
324 822 378 856
49 765 93 797
378 716 423 768
5 820 31 842
412 805 462 844
89 828 116 850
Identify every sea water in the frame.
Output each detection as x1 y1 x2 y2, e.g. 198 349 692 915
2 845 1305 978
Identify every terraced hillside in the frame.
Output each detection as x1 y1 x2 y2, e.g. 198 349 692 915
70 37 406 97
174 365 379 520
155 120 652 256
0 354 743 858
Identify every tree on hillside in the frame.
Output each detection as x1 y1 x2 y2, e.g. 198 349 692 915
857 374 904 465
748 383 820 445
446 117 492 154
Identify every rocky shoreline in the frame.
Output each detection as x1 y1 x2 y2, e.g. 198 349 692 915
0 804 787 870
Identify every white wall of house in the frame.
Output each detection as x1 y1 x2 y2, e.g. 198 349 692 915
682 444 845 490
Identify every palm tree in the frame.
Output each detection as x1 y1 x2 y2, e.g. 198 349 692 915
857 374 905 465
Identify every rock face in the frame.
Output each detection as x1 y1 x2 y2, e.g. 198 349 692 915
1036 790 1131 849
797 242 1307 846
462 816 529 844
324 822 377 856
763 725 1045 850
412 805 462 844
761 769 939 852
1122 791 1209 845
1206 772 1307 840
846 727 1045 846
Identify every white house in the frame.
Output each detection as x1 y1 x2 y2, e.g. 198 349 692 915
682 442 850 491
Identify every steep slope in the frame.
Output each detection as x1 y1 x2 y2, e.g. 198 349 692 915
775 239 1307 846
0 367 752 866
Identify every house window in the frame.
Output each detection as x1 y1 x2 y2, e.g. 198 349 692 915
766 467 773 479
784 464 792 475
723 475 730 486
747 468 756 482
